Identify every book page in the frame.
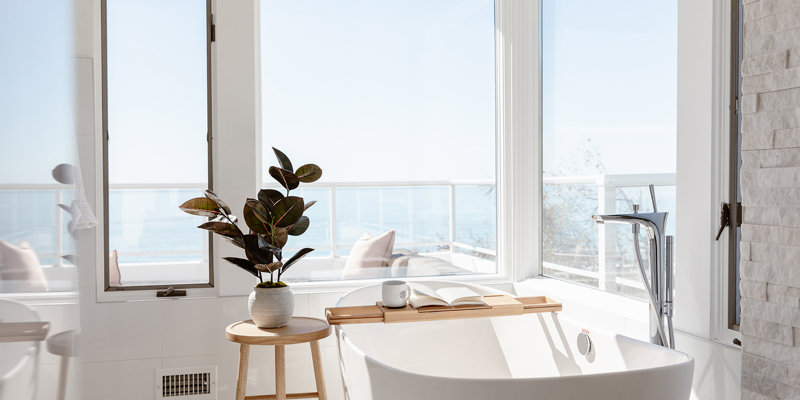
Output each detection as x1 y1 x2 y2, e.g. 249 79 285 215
409 283 448 308
435 287 485 306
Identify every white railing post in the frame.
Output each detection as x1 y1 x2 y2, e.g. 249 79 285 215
329 187 337 257
597 175 618 291
449 184 456 254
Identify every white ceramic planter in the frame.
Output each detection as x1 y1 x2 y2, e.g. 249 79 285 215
248 286 294 328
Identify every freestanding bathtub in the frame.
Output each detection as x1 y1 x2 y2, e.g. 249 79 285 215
334 281 694 400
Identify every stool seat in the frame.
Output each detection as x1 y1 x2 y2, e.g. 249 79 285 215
226 317 332 400
226 318 331 346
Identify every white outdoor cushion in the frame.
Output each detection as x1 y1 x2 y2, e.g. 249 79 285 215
342 230 396 278
0 241 48 292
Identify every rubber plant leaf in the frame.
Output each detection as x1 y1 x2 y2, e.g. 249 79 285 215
268 166 300 191
243 234 274 265
270 227 289 249
255 261 282 273
280 248 314 275
179 197 222 218
242 202 268 234
204 189 232 215
221 235 246 249
256 235 283 259
222 257 260 278
287 216 310 236
271 196 304 228
211 214 237 224
245 199 271 224
295 164 323 183
303 200 317 212
198 221 243 239
258 189 284 208
272 147 294 172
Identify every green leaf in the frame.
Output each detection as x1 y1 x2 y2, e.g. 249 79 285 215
271 227 289 249
272 147 293 172
180 197 222 218
268 166 300 191
245 199 271 224
242 202 268 234
221 235 246 249
280 248 314 275
204 190 232 215
295 164 322 183
287 216 309 236
222 257 260 278
255 261 282 273
198 221 243 239
303 200 317 212
57 203 72 214
257 234 283 254
258 189 284 208
243 234 274 265
271 196 304 228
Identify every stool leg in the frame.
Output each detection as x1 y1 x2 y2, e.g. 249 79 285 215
236 344 250 400
275 345 286 400
310 340 328 400
56 355 69 400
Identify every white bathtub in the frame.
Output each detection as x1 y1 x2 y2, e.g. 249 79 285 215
334 281 694 400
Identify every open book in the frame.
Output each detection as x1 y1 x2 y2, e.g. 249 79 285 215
409 284 487 308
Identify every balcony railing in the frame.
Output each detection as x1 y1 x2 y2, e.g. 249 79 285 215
263 179 498 259
542 172 676 295
0 180 498 270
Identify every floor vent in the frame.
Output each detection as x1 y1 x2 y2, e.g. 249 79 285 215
155 366 217 400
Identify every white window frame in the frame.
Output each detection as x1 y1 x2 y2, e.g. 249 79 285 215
95 0 217 301
529 0 741 349
93 0 538 300
219 0 540 296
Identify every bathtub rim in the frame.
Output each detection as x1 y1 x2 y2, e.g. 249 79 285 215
334 280 695 383
335 324 694 383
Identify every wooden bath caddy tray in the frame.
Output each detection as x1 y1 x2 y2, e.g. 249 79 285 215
326 295 561 325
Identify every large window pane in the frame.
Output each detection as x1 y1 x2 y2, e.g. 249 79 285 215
260 0 497 281
541 0 677 299
105 0 210 288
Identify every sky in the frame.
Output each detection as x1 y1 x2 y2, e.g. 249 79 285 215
0 2 76 184
260 0 497 183
542 0 678 176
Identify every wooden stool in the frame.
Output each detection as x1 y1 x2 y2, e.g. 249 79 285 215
226 317 332 400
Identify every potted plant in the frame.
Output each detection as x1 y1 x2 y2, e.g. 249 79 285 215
179 148 322 328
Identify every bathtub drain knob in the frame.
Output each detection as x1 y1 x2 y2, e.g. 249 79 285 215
577 332 592 356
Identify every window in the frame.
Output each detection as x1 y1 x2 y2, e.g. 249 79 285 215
259 0 498 282
541 0 678 299
726 0 743 331
102 0 213 290
0 1 78 295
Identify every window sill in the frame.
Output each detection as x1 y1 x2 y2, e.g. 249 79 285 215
95 286 218 303
0 291 79 306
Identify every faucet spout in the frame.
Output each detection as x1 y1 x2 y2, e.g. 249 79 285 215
591 212 667 241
